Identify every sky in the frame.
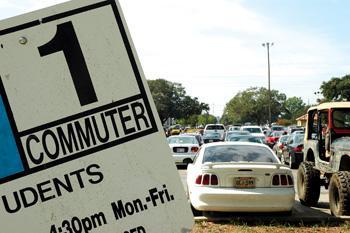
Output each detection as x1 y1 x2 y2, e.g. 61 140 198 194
1 0 350 117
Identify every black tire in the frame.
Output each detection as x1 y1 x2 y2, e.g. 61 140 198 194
329 171 350 216
183 158 193 165
297 162 320 206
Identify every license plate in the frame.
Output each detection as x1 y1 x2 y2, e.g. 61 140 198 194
209 140 213 142
234 177 255 188
177 148 185 153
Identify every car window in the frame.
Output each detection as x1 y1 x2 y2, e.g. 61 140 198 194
206 125 225 130
280 136 289 143
293 134 304 144
271 126 284 131
227 136 261 143
168 137 197 144
242 127 262 133
333 109 350 129
202 145 278 163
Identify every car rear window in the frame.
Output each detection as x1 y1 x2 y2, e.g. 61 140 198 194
293 134 304 144
333 109 350 129
242 127 262 133
271 126 284 131
168 137 197 144
206 125 225 130
202 145 278 163
226 136 262 143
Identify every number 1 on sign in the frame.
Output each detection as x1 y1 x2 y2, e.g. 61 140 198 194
38 21 98 106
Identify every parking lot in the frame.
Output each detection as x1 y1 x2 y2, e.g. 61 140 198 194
178 166 345 222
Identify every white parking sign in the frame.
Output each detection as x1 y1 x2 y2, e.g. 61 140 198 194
0 0 193 232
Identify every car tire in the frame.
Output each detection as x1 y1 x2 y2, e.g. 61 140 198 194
297 162 320 206
329 171 350 217
183 158 193 165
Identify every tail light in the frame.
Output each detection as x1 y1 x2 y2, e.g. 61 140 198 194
191 147 199 153
195 174 218 186
272 174 293 186
195 175 202 185
279 144 284 150
293 145 303 152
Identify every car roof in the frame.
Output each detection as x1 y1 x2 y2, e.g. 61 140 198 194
241 125 261 128
168 135 196 138
308 102 350 111
201 141 270 149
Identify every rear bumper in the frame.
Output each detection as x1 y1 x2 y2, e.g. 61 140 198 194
172 153 195 164
190 186 295 212
204 139 221 143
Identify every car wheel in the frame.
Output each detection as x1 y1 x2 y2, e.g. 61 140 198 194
329 171 350 217
297 162 320 206
183 158 193 166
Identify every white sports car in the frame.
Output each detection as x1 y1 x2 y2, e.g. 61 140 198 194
167 135 200 165
187 142 295 213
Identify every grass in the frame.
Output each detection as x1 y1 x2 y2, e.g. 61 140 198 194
191 220 350 233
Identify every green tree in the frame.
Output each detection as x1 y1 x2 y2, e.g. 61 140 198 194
320 75 350 101
147 79 209 124
198 113 217 125
282 97 307 122
221 87 286 125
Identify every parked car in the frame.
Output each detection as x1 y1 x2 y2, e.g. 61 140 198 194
281 133 305 169
241 125 265 138
271 125 285 132
226 135 264 144
273 135 290 161
182 133 204 146
202 132 222 143
225 130 250 141
266 131 284 148
187 142 295 213
228 126 241 131
167 124 182 136
167 135 199 165
204 124 225 140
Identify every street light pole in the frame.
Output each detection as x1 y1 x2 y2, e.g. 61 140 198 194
262 42 273 127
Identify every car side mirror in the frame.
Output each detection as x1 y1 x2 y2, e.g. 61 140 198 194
289 140 293 144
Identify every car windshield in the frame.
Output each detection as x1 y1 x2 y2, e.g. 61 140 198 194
271 126 284 131
203 145 278 163
292 134 304 144
206 125 225 130
226 136 262 143
168 137 197 144
227 131 250 136
272 131 283 137
333 109 350 129
280 136 289 143
242 127 262 133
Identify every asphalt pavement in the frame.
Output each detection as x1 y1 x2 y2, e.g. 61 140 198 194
177 166 350 223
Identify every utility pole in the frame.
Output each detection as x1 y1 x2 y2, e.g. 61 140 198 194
262 42 273 127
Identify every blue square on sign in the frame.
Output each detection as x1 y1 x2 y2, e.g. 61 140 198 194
0 95 24 179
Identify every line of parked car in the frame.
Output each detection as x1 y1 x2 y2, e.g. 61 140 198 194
166 124 305 215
